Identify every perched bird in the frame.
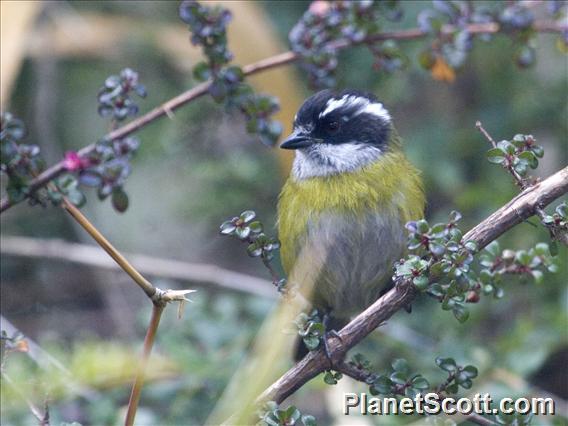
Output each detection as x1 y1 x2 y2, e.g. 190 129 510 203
277 89 424 359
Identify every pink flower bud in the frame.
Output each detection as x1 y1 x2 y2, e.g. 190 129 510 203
63 151 89 171
309 0 330 17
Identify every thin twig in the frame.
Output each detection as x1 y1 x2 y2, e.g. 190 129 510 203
59 198 157 298
1 20 565 213
476 120 526 188
475 121 497 148
124 303 165 426
476 121 567 245
334 360 371 383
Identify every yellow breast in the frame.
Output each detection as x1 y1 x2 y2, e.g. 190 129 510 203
277 150 425 276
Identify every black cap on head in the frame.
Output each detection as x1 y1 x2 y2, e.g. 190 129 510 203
280 89 392 150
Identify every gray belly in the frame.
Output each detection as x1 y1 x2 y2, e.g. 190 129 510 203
298 211 406 318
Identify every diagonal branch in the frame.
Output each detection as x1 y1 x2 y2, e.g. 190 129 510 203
0 20 564 213
256 166 568 405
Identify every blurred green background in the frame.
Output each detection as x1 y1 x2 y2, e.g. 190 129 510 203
1 1 566 425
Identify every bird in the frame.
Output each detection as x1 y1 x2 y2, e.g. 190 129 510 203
277 89 425 360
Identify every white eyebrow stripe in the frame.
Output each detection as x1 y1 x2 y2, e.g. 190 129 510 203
319 95 391 122
359 101 391 122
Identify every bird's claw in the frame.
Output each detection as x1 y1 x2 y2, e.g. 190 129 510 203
322 327 343 369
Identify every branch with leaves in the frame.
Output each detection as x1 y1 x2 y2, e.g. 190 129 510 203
1 1 565 212
255 164 567 407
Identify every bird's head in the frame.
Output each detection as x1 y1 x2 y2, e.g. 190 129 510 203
281 89 395 180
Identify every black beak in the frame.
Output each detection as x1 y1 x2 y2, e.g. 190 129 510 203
280 129 315 150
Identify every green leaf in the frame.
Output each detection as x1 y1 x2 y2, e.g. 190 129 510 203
6 183 26 203
392 358 410 374
249 221 263 233
431 223 447 237
246 244 262 257
303 336 320 351
302 415 317 426
430 241 445 256
416 219 430 233
534 243 549 256
494 286 505 299
464 240 477 253
390 371 408 385
485 241 501 257
235 226 251 240
111 188 129 213
462 365 478 379
514 162 528 177
542 215 555 225
446 382 459 394
193 61 212 81
497 140 515 154
219 220 236 235
240 210 256 223
449 210 462 222
370 375 393 395
427 283 443 297
411 376 430 390
515 250 531 266
308 322 324 336
532 145 544 158
512 134 526 145
435 357 457 372
531 270 543 284
518 151 538 168
284 406 301 424
453 305 469 323
323 371 337 385
413 275 430 290
479 269 493 284
67 189 86 208
548 263 559 273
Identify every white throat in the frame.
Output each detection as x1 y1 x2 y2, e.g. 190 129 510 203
292 143 382 180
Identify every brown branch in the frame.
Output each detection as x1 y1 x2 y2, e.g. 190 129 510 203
124 303 165 426
256 165 568 405
40 200 189 424
334 360 371 382
475 121 498 149
1 20 565 213
60 198 157 298
0 236 276 298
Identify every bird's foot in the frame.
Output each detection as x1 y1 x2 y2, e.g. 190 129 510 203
322 316 344 369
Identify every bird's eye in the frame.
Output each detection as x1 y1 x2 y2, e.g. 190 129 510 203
326 120 340 133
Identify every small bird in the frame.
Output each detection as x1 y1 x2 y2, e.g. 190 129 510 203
277 89 425 359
